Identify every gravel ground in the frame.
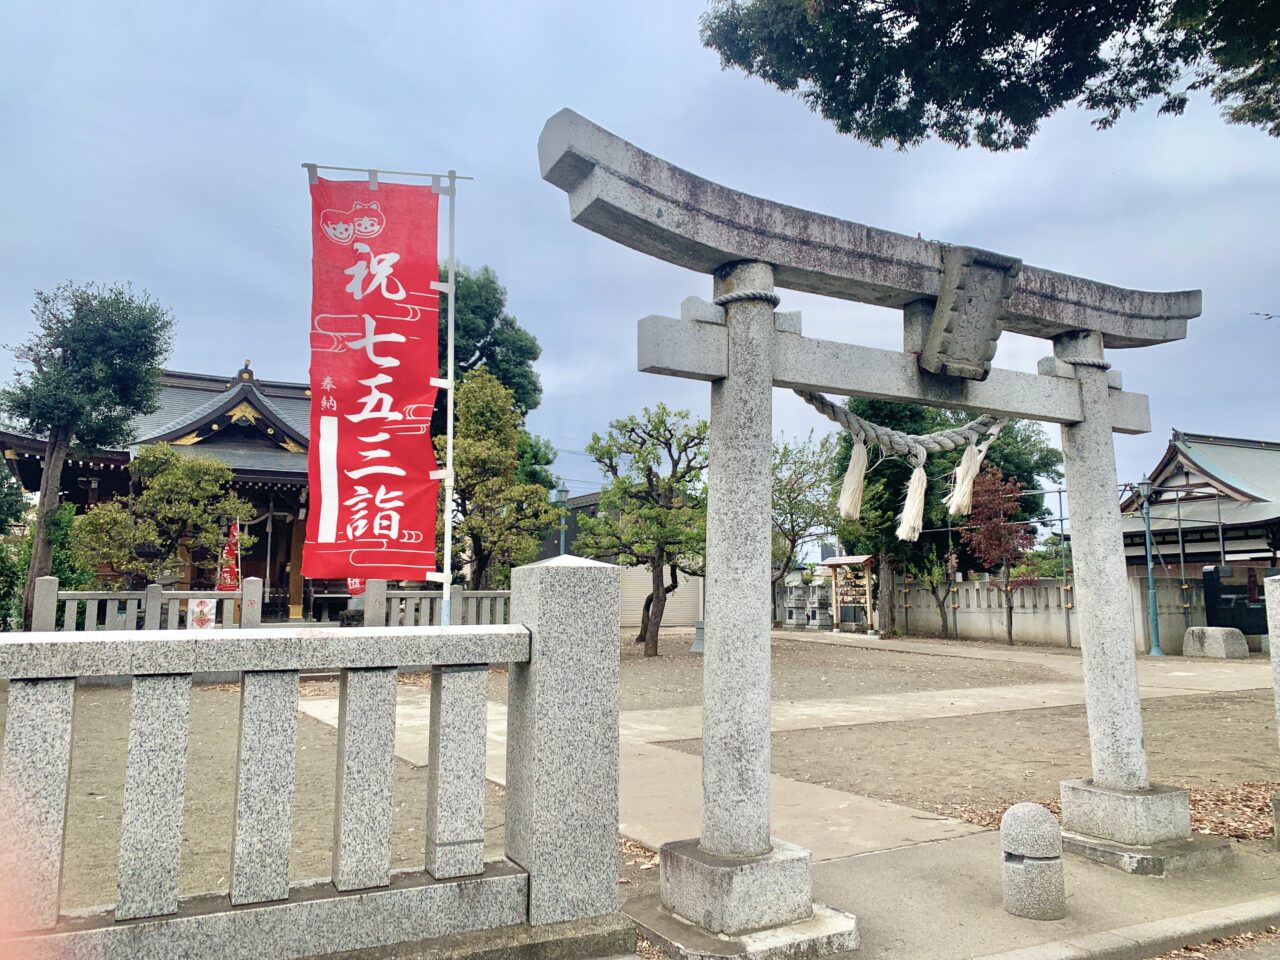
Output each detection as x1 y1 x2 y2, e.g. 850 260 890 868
662 689 1278 815
484 629 1062 711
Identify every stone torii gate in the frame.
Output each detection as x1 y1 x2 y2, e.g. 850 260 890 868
539 109 1219 958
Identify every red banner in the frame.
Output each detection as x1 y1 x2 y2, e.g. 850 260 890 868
303 178 441 580
216 520 240 591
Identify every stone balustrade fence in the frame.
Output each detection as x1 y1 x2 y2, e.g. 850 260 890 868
31 576 264 632
364 581 511 628
0 557 620 959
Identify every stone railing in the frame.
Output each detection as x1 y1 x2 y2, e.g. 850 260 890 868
0 557 620 958
31 576 264 631
363 580 511 627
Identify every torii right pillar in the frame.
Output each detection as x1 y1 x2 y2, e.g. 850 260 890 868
1054 330 1230 873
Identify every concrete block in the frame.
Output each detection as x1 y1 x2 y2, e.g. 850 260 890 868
1003 855 1066 921
1062 831 1232 876
1060 779 1189 847
506 555 622 925
1182 626 1249 658
1001 802 1065 921
231 670 299 905
117 674 192 920
659 838 812 936
425 664 487 880
1000 802 1062 859
627 893 858 960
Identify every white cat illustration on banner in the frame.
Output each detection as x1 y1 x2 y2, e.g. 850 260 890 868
321 201 386 245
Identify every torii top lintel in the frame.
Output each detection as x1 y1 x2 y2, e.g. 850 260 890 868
538 109 1200 350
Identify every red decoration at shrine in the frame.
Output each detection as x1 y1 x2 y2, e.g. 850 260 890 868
216 520 241 591
347 577 367 597
303 178 441 580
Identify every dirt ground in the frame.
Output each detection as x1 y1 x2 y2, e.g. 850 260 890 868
0 682 509 911
662 688 1279 814
484 629 1062 711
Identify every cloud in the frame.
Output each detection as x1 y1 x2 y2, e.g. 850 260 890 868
2 0 1277 500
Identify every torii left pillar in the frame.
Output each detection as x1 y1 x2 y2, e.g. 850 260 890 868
655 261 859 953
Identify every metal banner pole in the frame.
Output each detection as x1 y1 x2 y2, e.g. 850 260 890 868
440 171 459 626
300 163 469 620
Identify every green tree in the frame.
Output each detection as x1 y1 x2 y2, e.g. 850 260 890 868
70 446 255 588
700 0 1280 150
445 369 557 589
908 544 958 639
0 472 31 631
835 399 1062 634
575 405 709 657
772 431 839 618
2 283 173 623
436 265 542 435
1 502 92 630
516 431 558 490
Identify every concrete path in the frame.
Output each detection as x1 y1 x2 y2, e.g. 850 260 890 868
297 637 1274 867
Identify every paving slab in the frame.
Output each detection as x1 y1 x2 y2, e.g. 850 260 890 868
812 831 1280 960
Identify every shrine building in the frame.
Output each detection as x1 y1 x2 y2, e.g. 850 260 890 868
1120 430 1280 570
0 361 315 620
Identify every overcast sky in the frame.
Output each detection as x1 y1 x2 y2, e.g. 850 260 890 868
2 2 1277 503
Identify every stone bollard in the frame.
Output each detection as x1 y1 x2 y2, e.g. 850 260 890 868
1001 803 1066 921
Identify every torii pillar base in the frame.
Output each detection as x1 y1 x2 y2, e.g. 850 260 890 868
628 839 859 958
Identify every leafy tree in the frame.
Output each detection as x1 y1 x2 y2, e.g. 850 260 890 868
700 0 1280 150
435 266 542 436
1 502 92 631
908 544 958 639
445 369 557 589
1014 531 1074 580
70 446 255 588
1 283 173 623
0 474 31 631
834 399 1062 634
960 466 1039 644
516 431 558 490
772 431 839 618
575 404 709 657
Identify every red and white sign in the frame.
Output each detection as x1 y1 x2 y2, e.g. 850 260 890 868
303 178 441 580
346 577 367 597
216 520 241 591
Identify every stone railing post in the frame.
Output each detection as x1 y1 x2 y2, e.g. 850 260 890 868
143 584 164 630
363 580 388 628
31 577 58 632
506 555 620 925
449 584 465 625
240 577 263 629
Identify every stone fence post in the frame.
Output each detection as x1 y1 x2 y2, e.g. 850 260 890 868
31 577 58 632
505 555 621 925
240 577 263 629
143 584 164 630
362 580 388 628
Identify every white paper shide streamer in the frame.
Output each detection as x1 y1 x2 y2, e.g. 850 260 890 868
838 439 867 521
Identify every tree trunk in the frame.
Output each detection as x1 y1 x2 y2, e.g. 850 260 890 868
22 428 69 627
932 587 950 639
1002 572 1015 645
877 550 894 635
468 535 488 590
640 560 678 658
